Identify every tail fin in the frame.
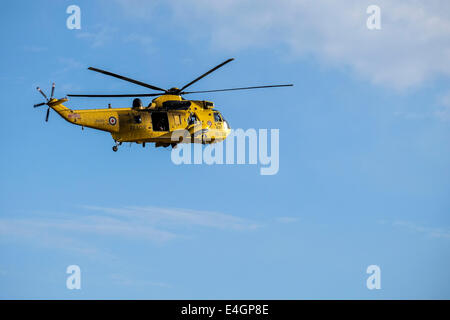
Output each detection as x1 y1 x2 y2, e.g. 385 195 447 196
48 98 70 113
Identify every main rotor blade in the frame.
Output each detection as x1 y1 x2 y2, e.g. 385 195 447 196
179 58 234 92
181 84 294 94
88 67 167 92
67 93 163 97
50 83 55 99
37 87 48 101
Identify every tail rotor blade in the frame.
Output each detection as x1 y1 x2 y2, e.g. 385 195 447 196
37 87 48 101
50 83 55 99
45 108 50 122
34 102 46 108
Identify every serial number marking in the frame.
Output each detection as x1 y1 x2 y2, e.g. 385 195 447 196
129 125 145 130
226 304 269 315
68 113 81 119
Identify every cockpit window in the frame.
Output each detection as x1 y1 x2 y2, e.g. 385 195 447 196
214 112 222 122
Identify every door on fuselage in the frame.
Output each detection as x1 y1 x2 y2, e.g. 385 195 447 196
151 112 169 131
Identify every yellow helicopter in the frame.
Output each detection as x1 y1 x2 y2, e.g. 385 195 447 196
34 58 293 152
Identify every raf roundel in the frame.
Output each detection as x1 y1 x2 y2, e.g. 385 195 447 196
108 116 117 126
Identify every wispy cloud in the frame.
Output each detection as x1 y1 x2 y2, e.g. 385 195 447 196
393 111 432 120
83 205 261 231
24 45 48 53
434 91 450 121
0 206 260 255
114 0 162 20
393 90 450 122
392 220 450 239
76 25 116 48
74 22 154 53
110 273 172 288
124 33 153 47
0 218 112 256
115 0 450 90
275 216 299 224
51 57 84 77
123 33 154 53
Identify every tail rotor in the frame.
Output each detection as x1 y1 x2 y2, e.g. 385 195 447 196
34 83 56 122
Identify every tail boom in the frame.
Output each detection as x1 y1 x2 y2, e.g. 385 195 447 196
48 98 120 133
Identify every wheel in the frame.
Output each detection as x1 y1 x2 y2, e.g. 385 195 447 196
112 146 118 152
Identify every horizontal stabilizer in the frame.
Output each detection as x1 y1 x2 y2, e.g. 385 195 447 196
47 98 68 107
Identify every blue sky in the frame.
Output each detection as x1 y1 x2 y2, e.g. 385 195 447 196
0 0 449 299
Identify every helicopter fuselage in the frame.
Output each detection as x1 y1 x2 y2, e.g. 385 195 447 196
48 94 231 147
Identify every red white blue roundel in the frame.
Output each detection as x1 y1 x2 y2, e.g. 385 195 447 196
109 116 117 126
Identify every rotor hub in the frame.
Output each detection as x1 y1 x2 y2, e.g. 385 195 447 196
167 87 180 94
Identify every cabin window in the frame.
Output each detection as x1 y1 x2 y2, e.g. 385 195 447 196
134 115 142 124
175 115 181 125
151 112 169 131
188 113 199 125
214 112 222 122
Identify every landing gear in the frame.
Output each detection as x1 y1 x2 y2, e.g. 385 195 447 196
112 141 121 152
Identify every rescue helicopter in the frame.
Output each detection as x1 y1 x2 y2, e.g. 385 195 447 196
34 58 293 152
